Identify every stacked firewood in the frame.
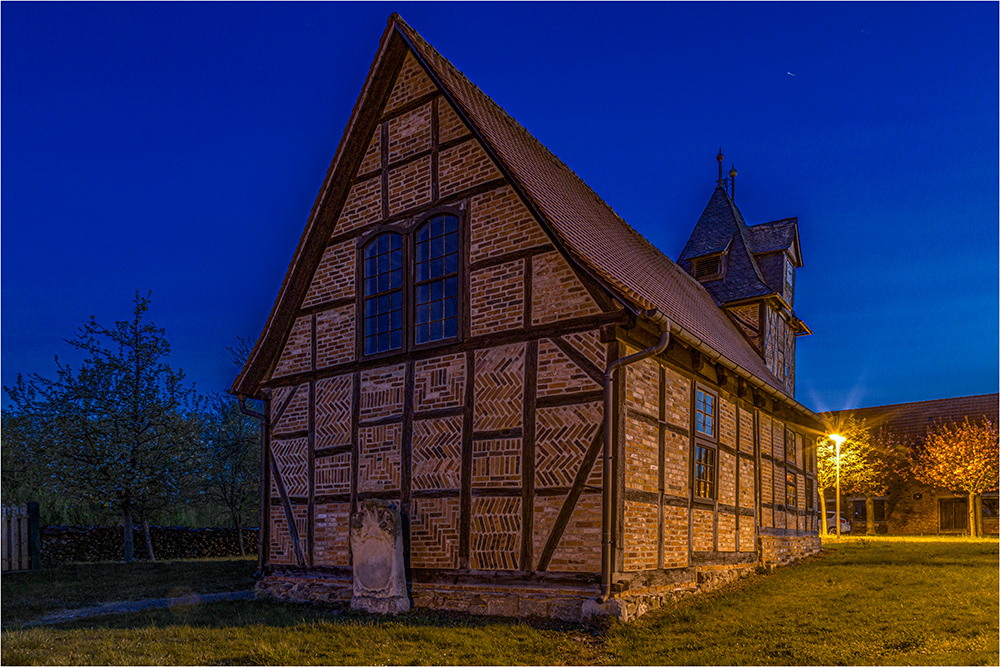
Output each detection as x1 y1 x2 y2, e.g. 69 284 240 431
41 526 259 562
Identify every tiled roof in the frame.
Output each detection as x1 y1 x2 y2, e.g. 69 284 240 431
677 187 781 305
828 394 999 444
393 18 797 399
746 218 798 256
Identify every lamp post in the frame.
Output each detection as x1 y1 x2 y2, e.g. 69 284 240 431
830 434 846 537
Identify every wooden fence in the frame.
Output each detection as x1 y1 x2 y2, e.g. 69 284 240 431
2 502 40 572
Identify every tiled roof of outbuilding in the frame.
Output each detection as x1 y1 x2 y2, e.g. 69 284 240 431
828 394 999 444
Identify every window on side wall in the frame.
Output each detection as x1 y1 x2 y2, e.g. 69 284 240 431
805 477 814 510
693 387 718 500
786 472 797 509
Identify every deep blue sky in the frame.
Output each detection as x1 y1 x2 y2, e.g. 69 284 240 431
3 2 997 412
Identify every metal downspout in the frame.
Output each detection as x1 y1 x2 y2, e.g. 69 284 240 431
600 311 671 602
239 394 268 578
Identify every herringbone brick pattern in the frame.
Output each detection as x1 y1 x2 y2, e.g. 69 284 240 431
410 497 460 569
269 505 307 566
411 416 463 491
473 344 524 431
272 437 309 497
358 423 401 493
535 402 602 488
316 375 352 448
472 437 522 488
414 353 465 412
360 364 405 421
315 452 351 495
273 384 308 434
536 338 600 398
313 502 350 567
470 497 521 570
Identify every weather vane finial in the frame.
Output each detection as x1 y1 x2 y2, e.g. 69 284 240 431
716 148 724 187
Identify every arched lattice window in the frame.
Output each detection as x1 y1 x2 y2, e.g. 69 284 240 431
362 232 403 355
414 215 459 345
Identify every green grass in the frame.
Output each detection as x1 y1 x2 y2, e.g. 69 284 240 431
2 539 997 665
1 557 256 626
605 536 999 665
0 601 601 665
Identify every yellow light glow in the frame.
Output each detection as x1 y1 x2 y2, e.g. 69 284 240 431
829 434 846 445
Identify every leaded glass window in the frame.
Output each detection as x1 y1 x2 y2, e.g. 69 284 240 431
363 233 403 355
694 444 716 499
415 215 459 345
695 389 715 437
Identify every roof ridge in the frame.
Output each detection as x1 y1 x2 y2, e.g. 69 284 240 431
831 393 1000 414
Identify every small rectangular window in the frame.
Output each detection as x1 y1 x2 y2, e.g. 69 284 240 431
853 500 866 522
694 255 722 280
786 429 796 464
695 389 715 438
786 472 797 509
694 444 716 499
805 478 814 510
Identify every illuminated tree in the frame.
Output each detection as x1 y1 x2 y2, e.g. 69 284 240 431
817 416 908 534
913 419 999 537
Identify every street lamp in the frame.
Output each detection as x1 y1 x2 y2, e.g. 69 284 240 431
830 434 846 537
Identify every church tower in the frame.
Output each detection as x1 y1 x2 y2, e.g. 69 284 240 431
676 153 810 396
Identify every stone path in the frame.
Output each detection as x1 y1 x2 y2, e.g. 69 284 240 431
21 590 254 627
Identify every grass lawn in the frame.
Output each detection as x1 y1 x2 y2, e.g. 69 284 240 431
2 537 997 665
1 557 256 626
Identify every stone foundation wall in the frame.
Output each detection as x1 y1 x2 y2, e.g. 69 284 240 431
758 533 821 567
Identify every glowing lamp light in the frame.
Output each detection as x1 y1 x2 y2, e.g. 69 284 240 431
829 434 846 537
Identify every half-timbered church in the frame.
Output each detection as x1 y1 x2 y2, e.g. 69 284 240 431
233 14 824 621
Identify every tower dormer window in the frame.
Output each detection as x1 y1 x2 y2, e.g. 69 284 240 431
693 254 725 281
785 256 794 288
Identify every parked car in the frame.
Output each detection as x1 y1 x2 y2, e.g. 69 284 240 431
825 513 851 534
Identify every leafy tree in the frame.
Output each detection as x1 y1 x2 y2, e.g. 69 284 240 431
4 291 202 562
913 419 999 537
202 391 259 555
817 417 877 534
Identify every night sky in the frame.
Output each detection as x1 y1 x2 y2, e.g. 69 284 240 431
3 2 997 412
